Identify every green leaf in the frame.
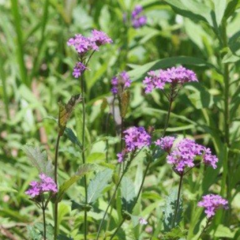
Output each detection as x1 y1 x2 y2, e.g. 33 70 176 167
64 127 82 148
0 186 17 192
211 224 235 238
27 226 42 240
186 82 213 109
164 0 213 27
57 164 96 201
163 187 182 232
87 168 113 204
121 176 136 213
57 235 74 240
224 0 240 19
214 0 227 26
24 146 54 177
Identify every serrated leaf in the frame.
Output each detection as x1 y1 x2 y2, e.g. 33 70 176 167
163 187 183 232
58 94 82 134
121 176 136 213
87 168 113 204
64 127 82 148
24 146 54 177
57 164 96 201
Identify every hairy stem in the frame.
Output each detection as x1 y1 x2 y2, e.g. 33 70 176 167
54 133 61 240
109 219 125 240
172 173 183 228
42 206 47 240
80 71 88 240
163 85 175 136
135 160 151 203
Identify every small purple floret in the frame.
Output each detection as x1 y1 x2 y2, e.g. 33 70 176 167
25 173 57 198
73 62 86 78
131 5 147 29
164 138 218 173
155 136 175 153
198 194 228 218
124 126 151 152
111 71 131 95
143 66 198 93
90 30 112 50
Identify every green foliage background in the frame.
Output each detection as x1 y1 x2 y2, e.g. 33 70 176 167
0 0 240 239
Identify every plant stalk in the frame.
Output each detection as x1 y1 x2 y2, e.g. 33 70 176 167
109 219 125 240
80 70 88 240
53 133 61 240
42 206 47 240
172 173 183 228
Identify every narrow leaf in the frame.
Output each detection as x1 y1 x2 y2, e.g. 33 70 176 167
57 164 96 201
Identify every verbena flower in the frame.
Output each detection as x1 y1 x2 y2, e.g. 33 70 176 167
25 173 57 198
155 136 175 153
111 71 131 95
124 126 151 152
67 30 112 55
131 5 147 28
73 62 86 78
90 30 112 49
165 138 218 174
198 194 228 218
143 66 198 93
67 34 93 55
139 217 148 225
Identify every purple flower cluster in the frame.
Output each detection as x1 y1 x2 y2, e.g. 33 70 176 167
111 71 131 95
131 5 147 28
124 127 151 152
73 62 86 78
155 136 175 153
156 138 218 173
67 30 112 54
67 30 112 78
143 66 198 93
198 194 228 218
117 127 151 163
25 173 58 198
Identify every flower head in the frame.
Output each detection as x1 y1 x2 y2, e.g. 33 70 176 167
25 173 57 198
143 66 198 93
198 194 228 218
155 136 175 153
111 71 131 95
139 217 148 225
124 126 151 152
131 5 147 28
90 30 112 49
67 34 93 55
165 138 218 174
73 62 86 78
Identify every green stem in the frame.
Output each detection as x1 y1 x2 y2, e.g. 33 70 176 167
163 86 174 136
80 69 88 240
54 133 61 240
109 219 125 240
42 206 47 240
172 173 183 228
0 60 10 121
96 159 131 240
222 20 230 147
10 0 29 87
135 161 151 203
197 218 211 240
